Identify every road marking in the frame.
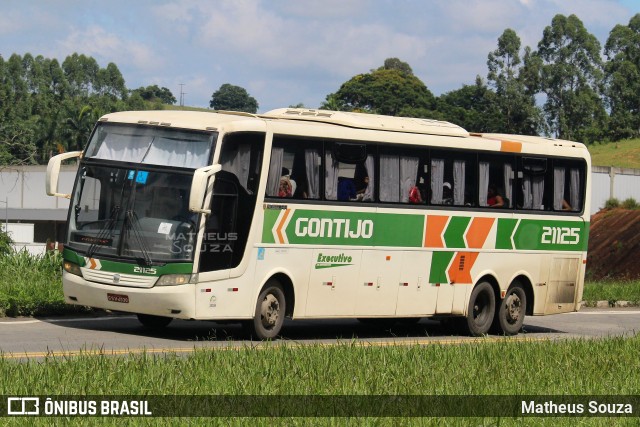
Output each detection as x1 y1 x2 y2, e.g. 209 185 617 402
571 311 640 315
0 316 135 325
0 336 554 360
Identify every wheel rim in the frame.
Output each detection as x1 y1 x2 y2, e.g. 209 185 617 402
504 292 522 325
260 293 280 330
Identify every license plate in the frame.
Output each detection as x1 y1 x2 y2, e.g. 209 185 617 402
107 293 129 303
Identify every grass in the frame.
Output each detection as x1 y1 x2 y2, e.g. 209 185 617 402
583 280 640 305
0 337 639 425
589 138 640 168
0 250 89 317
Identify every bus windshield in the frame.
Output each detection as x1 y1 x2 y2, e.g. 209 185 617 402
67 165 199 263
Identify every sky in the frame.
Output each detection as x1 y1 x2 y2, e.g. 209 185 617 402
1 0 640 113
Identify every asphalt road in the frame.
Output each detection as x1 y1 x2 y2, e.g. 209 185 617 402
0 308 638 359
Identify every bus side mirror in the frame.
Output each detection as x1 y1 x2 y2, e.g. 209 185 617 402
189 164 222 214
46 151 82 198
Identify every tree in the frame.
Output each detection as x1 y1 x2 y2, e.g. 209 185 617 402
131 85 177 105
437 76 502 132
535 14 607 143
379 57 413 75
209 83 258 113
487 29 542 135
604 13 640 140
329 60 435 116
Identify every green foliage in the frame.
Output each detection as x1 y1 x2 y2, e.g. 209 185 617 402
0 250 90 316
604 197 620 209
330 63 436 116
0 229 12 257
534 14 607 143
210 83 258 113
0 52 161 166
621 197 639 209
436 76 501 132
487 29 542 135
605 14 640 141
131 85 177 105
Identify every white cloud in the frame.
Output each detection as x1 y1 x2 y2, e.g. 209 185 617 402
56 26 163 71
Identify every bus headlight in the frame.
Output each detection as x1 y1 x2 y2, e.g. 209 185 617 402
156 274 192 286
63 261 83 277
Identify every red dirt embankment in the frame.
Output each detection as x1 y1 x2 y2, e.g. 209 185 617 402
587 209 640 280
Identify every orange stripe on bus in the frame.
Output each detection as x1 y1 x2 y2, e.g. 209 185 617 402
276 209 291 244
447 252 479 284
424 215 448 248
465 217 495 249
500 140 522 153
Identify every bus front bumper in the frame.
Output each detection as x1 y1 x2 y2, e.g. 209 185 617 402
62 271 196 319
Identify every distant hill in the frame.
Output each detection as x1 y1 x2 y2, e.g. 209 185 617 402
589 139 640 169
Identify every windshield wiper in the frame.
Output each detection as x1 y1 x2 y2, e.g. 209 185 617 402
124 210 153 266
86 205 121 259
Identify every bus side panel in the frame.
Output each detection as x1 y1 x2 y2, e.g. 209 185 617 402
395 251 438 316
305 248 362 317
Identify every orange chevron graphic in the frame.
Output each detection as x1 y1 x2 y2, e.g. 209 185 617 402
424 215 448 248
88 258 98 269
447 252 479 284
276 209 291 244
465 217 495 249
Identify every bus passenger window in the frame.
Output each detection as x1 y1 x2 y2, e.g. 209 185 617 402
266 138 321 199
552 161 583 212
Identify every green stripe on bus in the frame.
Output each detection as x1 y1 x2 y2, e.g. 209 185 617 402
62 248 193 276
429 252 455 283
443 216 471 248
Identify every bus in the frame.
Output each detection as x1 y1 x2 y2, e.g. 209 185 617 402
46 108 590 339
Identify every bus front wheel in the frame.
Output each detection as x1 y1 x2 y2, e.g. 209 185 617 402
494 283 526 335
136 313 173 329
244 281 286 340
462 282 495 336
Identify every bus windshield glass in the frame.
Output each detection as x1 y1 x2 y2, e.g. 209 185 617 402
67 165 199 263
85 123 214 169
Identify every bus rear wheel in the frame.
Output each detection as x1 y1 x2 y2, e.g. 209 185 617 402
244 281 286 340
493 283 526 335
462 281 495 336
136 313 173 329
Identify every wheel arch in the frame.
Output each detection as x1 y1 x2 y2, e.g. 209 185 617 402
510 274 534 316
259 271 296 318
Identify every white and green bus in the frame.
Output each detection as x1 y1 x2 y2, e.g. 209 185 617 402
46 108 590 339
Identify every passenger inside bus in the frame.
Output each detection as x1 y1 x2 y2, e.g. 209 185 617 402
487 184 505 208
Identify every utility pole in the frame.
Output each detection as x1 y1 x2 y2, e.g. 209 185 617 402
179 83 186 106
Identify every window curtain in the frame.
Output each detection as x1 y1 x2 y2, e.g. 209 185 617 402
532 176 545 210
522 176 532 209
479 162 490 207
399 156 419 203
266 147 284 197
220 143 251 189
570 168 581 211
380 154 400 202
144 136 211 169
503 163 513 208
304 149 320 199
94 133 152 163
430 158 445 204
325 151 339 200
363 154 375 201
553 167 565 210
453 160 466 205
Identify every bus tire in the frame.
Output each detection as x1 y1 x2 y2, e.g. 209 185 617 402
244 281 286 340
136 313 173 329
462 281 495 336
494 283 526 335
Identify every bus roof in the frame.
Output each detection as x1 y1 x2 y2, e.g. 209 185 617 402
98 109 588 154
260 108 469 138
